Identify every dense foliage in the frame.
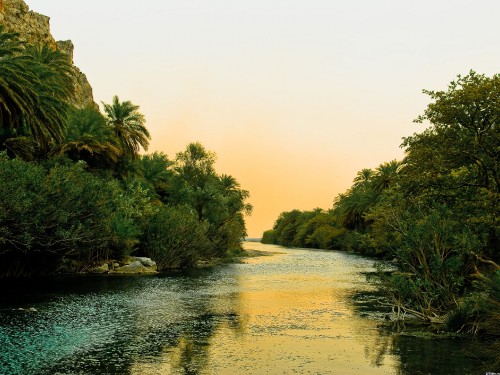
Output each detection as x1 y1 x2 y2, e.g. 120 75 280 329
0 28 251 277
263 71 499 338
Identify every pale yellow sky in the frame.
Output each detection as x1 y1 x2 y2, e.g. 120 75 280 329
29 0 500 237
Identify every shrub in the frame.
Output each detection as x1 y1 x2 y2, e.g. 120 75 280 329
0 155 125 276
141 205 209 270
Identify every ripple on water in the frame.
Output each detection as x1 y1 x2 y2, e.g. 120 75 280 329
0 244 491 375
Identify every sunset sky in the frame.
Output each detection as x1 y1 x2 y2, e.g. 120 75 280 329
29 0 500 237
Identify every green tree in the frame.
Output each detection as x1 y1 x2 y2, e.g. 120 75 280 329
54 106 121 169
402 71 499 262
139 152 173 200
334 185 379 230
303 212 346 249
371 160 400 193
261 229 276 244
109 177 156 256
102 95 150 159
0 27 38 144
25 43 74 152
0 29 75 156
207 174 252 255
272 210 309 247
171 142 218 221
353 168 374 188
293 208 325 247
334 161 401 232
170 142 251 257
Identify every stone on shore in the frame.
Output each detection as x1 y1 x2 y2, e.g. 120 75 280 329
88 263 109 274
134 257 156 268
109 257 157 274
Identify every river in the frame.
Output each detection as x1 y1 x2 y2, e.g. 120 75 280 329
0 242 491 374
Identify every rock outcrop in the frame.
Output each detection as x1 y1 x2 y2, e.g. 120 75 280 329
0 0 97 109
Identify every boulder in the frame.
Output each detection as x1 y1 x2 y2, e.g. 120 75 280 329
134 257 156 268
110 260 157 274
89 263 109 274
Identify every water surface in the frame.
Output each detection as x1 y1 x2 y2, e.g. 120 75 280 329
0 242 491 374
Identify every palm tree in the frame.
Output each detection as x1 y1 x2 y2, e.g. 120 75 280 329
334 166 380 230
102 95 150 159
372 160 401 193
25 43 75 152
141 152 172 182
26 43 74 100
0 27 38 143
53 106 121 168
139 152 173 199
0 27 75 156
353 168 374 189
219 173 252 216
220 174 250 204
219 174 239 194
335 187 379 230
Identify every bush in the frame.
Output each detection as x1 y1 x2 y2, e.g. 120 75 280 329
375 204 483 320
0 155 127 276
141 205 209 270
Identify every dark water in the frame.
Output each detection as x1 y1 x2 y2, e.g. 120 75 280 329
0 242 493 374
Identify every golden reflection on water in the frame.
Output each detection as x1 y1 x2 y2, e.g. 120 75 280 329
131 243 399 374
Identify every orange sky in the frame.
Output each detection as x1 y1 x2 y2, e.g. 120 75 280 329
29 0 500 237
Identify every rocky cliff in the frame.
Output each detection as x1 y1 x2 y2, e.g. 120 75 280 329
0 0 96 109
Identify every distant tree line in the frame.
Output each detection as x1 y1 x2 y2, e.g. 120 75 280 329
263 71 499 349
0 26 252 277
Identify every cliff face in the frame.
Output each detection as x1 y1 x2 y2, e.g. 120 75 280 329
0 0 97 109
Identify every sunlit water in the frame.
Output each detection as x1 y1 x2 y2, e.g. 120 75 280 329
0 242 491 374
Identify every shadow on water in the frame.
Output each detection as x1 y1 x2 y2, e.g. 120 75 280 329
351 288 496 375
393 335 492 375
0 268 245 375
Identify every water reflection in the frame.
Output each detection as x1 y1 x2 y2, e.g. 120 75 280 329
0 268 244 375
0 242 492 374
